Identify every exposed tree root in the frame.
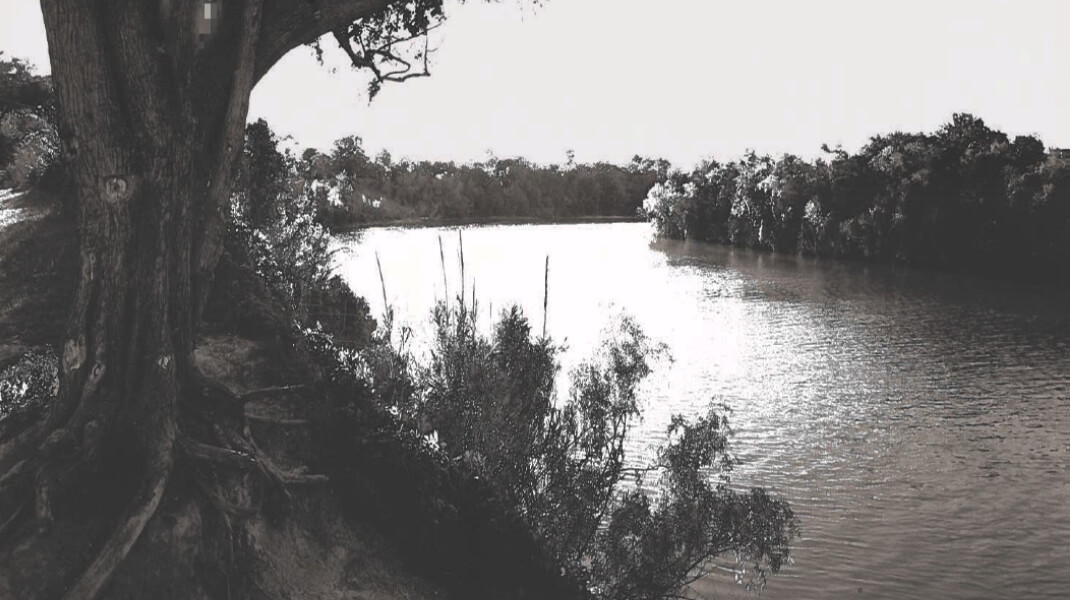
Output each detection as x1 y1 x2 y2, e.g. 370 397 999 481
179 437 258 471
0 498 28 541
60 453 173 600
0 359 331 600
240 436 293 503
0 458 31 493
33 425 104 527
0 420 48 475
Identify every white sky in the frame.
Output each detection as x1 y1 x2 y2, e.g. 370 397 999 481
3 0 1068 167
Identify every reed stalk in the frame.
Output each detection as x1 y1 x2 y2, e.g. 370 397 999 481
542 254 549 338
457 229 466 314
375 249 391 326
438 233 449 302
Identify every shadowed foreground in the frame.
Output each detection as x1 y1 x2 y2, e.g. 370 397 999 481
0 192 589 599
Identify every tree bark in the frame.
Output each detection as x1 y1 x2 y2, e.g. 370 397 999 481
30 0 263 469
1 1 420 597
36 0 268 439
0 1 263 597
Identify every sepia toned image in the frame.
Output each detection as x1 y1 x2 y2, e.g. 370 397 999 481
1 1 1068 599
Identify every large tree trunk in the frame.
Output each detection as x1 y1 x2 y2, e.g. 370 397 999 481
37 0 263 431
0 1 416 597
0 2 262 598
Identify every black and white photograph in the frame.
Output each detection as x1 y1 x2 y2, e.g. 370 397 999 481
1 1 1068 599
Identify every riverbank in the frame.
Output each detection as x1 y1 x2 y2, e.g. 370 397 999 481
0 189 592 600
331 213 646 232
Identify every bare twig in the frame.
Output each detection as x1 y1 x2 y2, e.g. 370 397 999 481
332 21 442 97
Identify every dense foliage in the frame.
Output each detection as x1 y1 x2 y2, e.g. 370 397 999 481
0 54 63 191
339 296 798 600
208 119 376 346
304 135 666 228
0 349 57 416
645 114 1070 283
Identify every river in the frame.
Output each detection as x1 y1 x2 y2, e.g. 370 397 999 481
332 221 1070 599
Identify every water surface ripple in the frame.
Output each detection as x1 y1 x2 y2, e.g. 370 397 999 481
334 222 1070 599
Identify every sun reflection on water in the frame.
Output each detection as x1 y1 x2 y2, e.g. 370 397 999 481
335 221 1070 600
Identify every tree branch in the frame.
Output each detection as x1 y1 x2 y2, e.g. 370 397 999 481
255 0 394 85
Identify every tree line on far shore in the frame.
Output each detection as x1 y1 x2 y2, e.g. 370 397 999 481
2 53 664 230
7 55 1068 285
645 114 1070 283
245 121 667 230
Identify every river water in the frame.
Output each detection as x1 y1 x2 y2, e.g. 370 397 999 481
333 221 1070 599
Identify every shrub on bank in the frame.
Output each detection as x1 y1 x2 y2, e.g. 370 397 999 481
305 327 591 600
311 298 798 600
